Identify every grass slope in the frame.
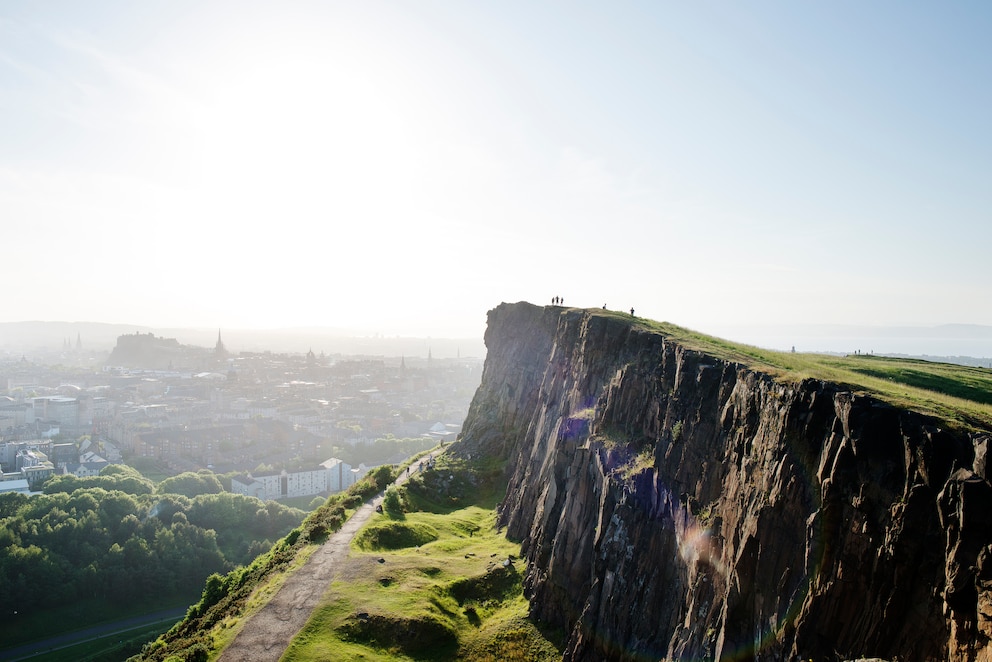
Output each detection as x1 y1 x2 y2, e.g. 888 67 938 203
591 309 992 431
282 456 562 662
128 466 397 661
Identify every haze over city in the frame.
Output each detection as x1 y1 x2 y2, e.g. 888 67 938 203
2 2 990 354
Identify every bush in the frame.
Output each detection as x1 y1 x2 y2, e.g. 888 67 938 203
382 487 404 517
337 612 457 655
448 565 521 605
354 521 439 550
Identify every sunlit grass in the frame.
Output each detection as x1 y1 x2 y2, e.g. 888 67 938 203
0 597 190 654
22 621 174 662
204 542 320 656
282 471 561 662
590 310 992 431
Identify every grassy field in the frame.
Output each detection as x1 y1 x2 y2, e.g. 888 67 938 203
14 620 175 662
0 597 191 654
591 310 992 431
281 457 562 662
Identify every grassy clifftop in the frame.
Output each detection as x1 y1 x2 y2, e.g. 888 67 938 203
589 309 992 432
132 308 991 660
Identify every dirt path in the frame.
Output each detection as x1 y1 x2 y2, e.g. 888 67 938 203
217 464 424 662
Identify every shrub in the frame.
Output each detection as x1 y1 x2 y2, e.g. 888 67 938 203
354 521 439 550
382 486 404 517
337 612 457 655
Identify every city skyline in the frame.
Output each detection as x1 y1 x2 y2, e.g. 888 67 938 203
2 2 990 348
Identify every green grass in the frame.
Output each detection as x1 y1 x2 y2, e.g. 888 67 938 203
592 309 992 431
15 620 175 662
203 540 322 657
0 596 192 652
130 466 398 661
281 457 561 662
354 520 441 550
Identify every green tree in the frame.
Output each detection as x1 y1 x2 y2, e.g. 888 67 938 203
157 471 224 498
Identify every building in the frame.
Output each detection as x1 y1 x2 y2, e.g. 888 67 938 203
32 396 79 430
0 440 53 472
230 457 370 501
321 457 367 493
0 399 30 432
17 450 55 489
0 478 31 495
50 443 78 468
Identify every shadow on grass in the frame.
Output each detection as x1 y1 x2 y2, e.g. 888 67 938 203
402 456 508 515
851 364 992 405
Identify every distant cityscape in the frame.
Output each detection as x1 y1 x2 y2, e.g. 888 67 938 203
0 330 482 497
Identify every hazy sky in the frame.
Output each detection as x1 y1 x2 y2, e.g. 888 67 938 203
2 2 990 344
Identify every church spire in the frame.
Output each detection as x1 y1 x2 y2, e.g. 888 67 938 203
215 329 227 356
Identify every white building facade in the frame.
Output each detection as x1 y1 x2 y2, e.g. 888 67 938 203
230 457 371 501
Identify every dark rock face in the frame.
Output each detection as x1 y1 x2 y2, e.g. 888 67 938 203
455 302 992 661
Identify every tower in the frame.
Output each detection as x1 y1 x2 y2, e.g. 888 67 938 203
215 329 228 357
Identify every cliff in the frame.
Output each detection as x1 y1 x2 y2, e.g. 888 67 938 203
455 302 992 661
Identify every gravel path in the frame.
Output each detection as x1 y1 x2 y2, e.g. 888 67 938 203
217 465 421 662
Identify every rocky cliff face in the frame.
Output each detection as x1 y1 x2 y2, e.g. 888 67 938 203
456 302 992 661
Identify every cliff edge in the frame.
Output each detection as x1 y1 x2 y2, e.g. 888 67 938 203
455 302 992 661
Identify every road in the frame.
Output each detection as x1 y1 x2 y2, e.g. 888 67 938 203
0 606 187 661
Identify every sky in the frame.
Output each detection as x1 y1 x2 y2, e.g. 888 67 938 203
2 1 990 352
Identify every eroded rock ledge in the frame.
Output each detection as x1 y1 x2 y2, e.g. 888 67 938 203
455 302 992 661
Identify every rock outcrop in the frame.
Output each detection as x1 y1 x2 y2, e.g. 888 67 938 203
456 302 992 661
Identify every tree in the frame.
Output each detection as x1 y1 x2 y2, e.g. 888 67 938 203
157 472 224 498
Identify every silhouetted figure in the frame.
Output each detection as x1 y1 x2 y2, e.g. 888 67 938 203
630 307 635 316
603 304 607 309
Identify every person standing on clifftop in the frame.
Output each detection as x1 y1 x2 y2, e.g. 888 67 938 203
630 307 635 316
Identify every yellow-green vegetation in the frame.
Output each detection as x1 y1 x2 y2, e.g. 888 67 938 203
355 519 441 550
130 466 397 662
596 309 992 431
619 446 655 481
589 425 654 483
573 407 596 420
29 619 178 662
205 538 320 654
282 457 562 662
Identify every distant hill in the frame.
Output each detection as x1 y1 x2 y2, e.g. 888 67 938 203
0 321 153 352
0 322 486 359
701 322 992 359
